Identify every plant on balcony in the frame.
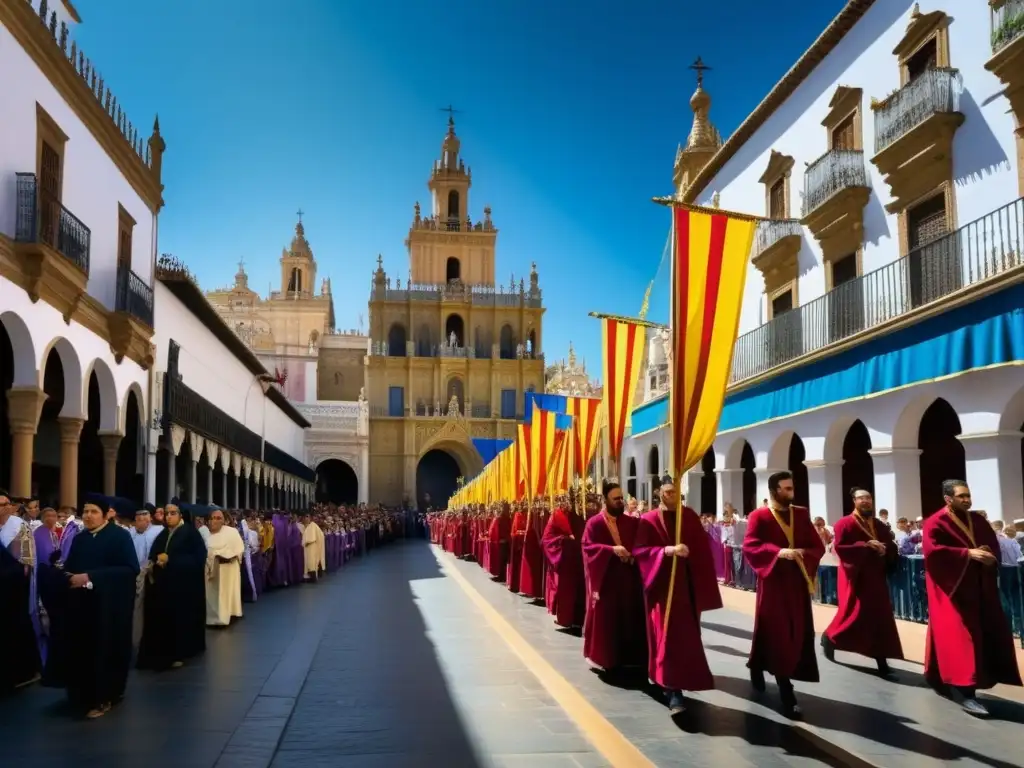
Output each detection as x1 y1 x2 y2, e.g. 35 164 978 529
992 9 1024 51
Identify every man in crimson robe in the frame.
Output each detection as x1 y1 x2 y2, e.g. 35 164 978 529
742 470 824 718
582 482 646 672
923 479 1022 716
487 504 512 580
518 504 545 599
823 487 903 676
506 504 527 592
633 476 721 715
542 499 587 628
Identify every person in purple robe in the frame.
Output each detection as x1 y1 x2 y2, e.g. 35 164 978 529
288 515 304 585
707 520 726 581
33 508 62 663
267 513 290 588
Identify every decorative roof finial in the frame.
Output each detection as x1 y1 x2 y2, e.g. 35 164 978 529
690 56 710 88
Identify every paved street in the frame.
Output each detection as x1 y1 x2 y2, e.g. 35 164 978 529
3 540 1023 768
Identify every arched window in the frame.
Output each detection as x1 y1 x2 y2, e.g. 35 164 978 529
446 377 465 407
288 267 302 293
527 328 537 357
446 257 460 282
447 190 460 220
387 324 407 357
499 324 516 360
444 314 465 348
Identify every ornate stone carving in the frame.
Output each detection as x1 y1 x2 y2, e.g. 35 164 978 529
242 457 253 478
203 439 218 468
170 424 187 456
232 451 242 476
253 462 262 483
188 431 204 463
219 446 231 471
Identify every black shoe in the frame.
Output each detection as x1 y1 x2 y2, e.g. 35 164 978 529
778 679 802 719
876 658 894 678
667 690 686 715
820 634 835 662
750 667 766 693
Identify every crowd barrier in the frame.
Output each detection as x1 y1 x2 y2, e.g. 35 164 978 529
720 544 1024 648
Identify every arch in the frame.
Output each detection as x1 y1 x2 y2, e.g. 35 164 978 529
447 189 461 220
445 313 465 347
841 419 874 501
786 434 809 509
527 328 537 355
999 385 1024 431
766 429 798 471
81 357 119 430
627 457 637 501
417 448 461 509
38 336 84 418
418 430 485 480
288 267 303 293
499 324 516 359
446 376 465 407
446 257 461 282
387 323 407 357
918 397 965 515
116 387 144 503
700 448 717 517
0 311 37 387
723 435 751 469
315 458 359 504
119 382 146 434
892 391 944 448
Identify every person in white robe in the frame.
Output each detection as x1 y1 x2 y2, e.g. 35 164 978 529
128 509 164 645
197 516 211 545
204 509 245 627
301 513 326 580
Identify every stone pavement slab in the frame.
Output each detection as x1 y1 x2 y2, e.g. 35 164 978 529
441 544 1024 768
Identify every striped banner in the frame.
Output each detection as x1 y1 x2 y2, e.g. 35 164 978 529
566 396 602 478
530 409 572 498
670 204 756 476
601 318 646 463
516 424 533 501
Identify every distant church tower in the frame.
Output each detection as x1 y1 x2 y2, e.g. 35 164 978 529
281 213 317 297
673 57 723 199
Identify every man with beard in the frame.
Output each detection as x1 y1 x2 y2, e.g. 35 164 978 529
743 471 824 718
582 482 646 673
822 488 903 677
922 479 1022 716
633 476 721 715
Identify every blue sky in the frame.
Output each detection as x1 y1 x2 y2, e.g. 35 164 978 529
74 0 845 373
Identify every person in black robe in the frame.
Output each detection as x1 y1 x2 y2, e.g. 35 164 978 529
137 503 207 670
62 502 139 718
0 491 41 692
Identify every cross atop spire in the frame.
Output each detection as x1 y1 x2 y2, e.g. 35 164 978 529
296 208 304 223
690 56 711 88
439 104 461 124
237 257 245 272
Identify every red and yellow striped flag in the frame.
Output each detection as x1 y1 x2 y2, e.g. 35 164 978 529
670 204 756 476
516 424 533 501
566 396 602 477
529 409 560 498
601 319 646 463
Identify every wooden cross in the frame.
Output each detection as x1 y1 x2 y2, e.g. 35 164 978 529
690 57 711 87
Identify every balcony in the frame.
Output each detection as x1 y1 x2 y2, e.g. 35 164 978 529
108 263 155 367
751 220 803 293
992 0 1024 54
801 149 871 260
295 401 368 436
730 196 1024 384
11 173 91 321
987 1 1024 153
871 69 964 213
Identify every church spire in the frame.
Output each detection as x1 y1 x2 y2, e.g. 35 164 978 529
674 57 722 197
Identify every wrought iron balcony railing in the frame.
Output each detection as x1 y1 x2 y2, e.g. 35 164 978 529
992 0 1024 54
802 149 869 217
115 263 154 327
731 196 1024 384
873 68 962 155
754 219 803 257
14 173 91 274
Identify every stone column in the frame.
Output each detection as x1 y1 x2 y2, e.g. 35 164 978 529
803 459 845 524
716 468 744 514
359 443 370 505
98 431 124 497
145 439 158 506
57 416 85 510
684 470 702 513
959 430 1024 524
6 387 47 500
207 463 213 505
869 447 922 521
189 459 198 504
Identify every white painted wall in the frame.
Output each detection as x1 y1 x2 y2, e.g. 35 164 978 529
1 274 148 430
695 0 1021 336
0 3 155 311
152 283 307 462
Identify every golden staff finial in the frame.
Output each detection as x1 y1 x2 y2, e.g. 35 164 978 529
638 280 653 320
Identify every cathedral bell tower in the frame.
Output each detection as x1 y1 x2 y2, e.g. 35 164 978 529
673 57 723 199
280 212 317 297
407 114 497 286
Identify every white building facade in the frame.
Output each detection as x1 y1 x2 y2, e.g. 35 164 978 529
624 0 1024 524
0 0 164 508
151 259 315 510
